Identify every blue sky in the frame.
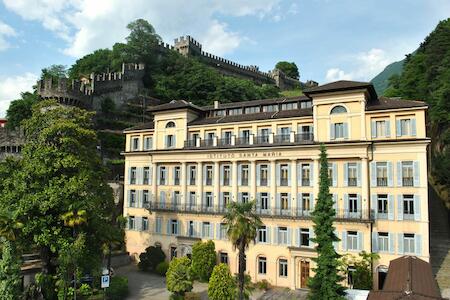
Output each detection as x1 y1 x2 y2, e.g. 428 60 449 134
0 0 449 117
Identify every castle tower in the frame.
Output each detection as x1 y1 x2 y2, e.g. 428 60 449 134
174 35 202 57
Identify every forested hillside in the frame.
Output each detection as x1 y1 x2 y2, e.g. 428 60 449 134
370 59 404 95
383 18 450 205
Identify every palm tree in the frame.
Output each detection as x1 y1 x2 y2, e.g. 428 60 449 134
223 200 262 300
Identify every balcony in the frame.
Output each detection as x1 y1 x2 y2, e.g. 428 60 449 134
376 178 388 187
402 177 414 187
348 178 357 187
146 202 374 222
183 132 314 149
301 179 310 186
280 178 289 186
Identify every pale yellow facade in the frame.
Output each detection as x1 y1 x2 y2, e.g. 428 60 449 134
122 82 429 290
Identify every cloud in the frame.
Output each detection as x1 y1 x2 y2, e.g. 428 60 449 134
325 48 392 82
0 20 16 51
2 0 281 58
0 72 38 117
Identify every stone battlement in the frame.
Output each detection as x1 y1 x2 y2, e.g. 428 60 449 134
37 77 92 108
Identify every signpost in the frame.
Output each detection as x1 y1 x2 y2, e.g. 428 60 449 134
101 274 110 299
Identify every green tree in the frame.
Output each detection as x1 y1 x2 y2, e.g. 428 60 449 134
40 64 67 81
0 100 118 299
0 239 22 300
223 201 262 300
166 257 193 297
190 240 216 282
340 251 380 290
69 49 114 79
308 144 345 299
5 92 40 129
138 245 166 272
275 61 300 79
208 264 236 300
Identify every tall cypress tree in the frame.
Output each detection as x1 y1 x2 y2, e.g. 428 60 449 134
308 144 345 299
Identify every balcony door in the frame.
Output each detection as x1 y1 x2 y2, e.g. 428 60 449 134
300 260 310 288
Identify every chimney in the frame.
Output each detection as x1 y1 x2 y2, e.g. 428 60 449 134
214 100 219 109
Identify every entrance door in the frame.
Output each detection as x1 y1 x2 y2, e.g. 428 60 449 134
300 261 310 288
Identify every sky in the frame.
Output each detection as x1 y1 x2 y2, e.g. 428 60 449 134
0 0 449 117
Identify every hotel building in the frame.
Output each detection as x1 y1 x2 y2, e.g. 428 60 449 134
122 80 429 290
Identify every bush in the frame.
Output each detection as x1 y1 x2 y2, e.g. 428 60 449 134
166 257 193 296
234 274 255 300
255 279 271 291
184 292 201 300
191 240 216 281
105 276 128 300
155 261 169 276
208 264 236 300
79 283 93 297
138 245 166 272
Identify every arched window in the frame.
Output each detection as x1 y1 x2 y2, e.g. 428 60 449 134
330 105 347 114
166 121 176 128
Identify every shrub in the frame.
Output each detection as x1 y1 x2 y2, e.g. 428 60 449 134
166 257 193 296
169 295 184 300
138 245 166 272
156 261 169 276
255 279 271 291
184 292 201 300
234 274 255 300
191 240 216 281
105 276 128 300
208 264 236 300
79 283 93 297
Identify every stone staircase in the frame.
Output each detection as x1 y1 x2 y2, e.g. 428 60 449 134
428 183 450 297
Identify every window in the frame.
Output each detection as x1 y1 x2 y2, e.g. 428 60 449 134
258 257 267 274
131 136 140 151
245 106 260 114
205 132 215 146
128 216 135 230
281 102 297 110
260 193 269 210
278 227 288 245
300 228 310 247
403 233 415 254
331 105 347 114
279 127 290 141
144 136 153 150
258 226 267 243
262 104 278 112
166 121 175 128
129 190 136 207
347 163 357 186
240 130 250 144
302 193 311 212
403 195 414 219
241 165 249 186
300 100 312 109
223 165 231 185
223 192 230 208
220 252 228 264
143 190 149 206
222 131 232 145
347 231 358 251
241 192 249 203
142 217 149 231
377 194 388 219
130 167 137 184
375 120 386 137
228 108 242 115
348 266 356 287
260 164 268 186
333 123 345 139
348 194 358 213
173 191 180 205
188 221 195 237
189 166 196 185
219 223 227 239
279 259 288 277
205 192 213 208
170 246 177 260
280 193 289 211
143 167 150 184
174 166 180 185
155 217 162 234
206 166 213 185
170 219 179 235
400 119 411 136
280 164 289 186
159 167 166 185
327 164 334 185
214 110 226 117
378 232 389 252
402 161 414 186
166 135 175 148
259 128 270 143
202 222 211 237
301 164 310 186
189 192 196 208
376 162 388 186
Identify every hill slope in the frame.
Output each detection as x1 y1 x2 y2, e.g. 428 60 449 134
371 59 404 95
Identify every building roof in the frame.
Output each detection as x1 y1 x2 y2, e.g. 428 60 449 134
123 122 154 132
366 96 428 111
304 80 378 99
189 108 312 126
367 256 443 300
147 100 204 113
203 95 310 110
